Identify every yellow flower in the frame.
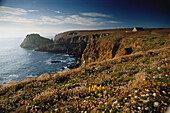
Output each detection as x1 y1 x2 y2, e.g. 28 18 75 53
98 93 102 97
102 86 105 90
89 87 92 92
90 93 94 97
103 90 107 95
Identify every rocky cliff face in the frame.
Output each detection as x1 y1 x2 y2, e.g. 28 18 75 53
21 29 170 67
79 30 169 66
20 34 53 50
54 31 110 56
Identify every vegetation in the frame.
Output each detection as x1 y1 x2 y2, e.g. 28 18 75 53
0 28 170 113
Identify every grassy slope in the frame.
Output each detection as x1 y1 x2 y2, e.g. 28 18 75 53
0 29 170 113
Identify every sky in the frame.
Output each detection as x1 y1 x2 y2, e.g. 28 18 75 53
0 0 170 38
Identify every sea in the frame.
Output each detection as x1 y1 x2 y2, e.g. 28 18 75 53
0 38 77 84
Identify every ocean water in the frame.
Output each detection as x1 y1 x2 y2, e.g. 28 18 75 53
0 38 77 84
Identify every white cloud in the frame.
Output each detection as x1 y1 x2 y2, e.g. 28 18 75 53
64 15 98 25
0 6 39 15
81 12 112 18
0 14 119 26
0 16 35 24
40 16 61 24
0 6 27 15
55 11 60 13
54 16 64 19
28 10 39 12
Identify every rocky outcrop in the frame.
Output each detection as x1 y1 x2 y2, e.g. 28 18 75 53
20 34 53 50
54 31 109 56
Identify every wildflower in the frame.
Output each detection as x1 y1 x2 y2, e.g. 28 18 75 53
143 99 150 103
110 109 113 113
138 107 141 110
124 98 127 100
131 101 136 104
154 102 159 107
141 94 145 97
103 90 107 95
146 94 149 96
145 107 149 110
98 85 102 90
128 94 132 97
153 93 156 97
104 102 109 106
89 87 92 92
134 90 138 93
134 96 138 99
113 101 118 105
162 90 166 94
98 93 102 97
145 89 149 92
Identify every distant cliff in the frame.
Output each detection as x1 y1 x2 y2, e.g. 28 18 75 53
21 28 170 67
20 34 53 50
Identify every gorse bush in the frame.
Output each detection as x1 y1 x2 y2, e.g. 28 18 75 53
89 85 112 97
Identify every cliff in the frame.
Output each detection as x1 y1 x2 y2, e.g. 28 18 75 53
20 34 53 50
1 28 170 112
21 29 170 67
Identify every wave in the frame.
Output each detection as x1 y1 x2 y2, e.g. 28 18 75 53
9 74 18 78
26 75 38 78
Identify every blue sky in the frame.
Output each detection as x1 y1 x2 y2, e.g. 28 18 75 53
0 0 169 38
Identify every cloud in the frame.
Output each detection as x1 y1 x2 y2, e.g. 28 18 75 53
40 16 61 24
81 12 112 18
64 15 99 25
0 16 35 23
0 6 39 15
0 6 27 15
55 11 60 13
0 15 119 26
28 10 39 12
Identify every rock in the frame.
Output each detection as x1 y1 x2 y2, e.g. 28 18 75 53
37 73 50 81
51 60 61 63
20 34 53 50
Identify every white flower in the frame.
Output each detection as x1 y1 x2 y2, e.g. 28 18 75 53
162 91 166 94
113 101 118 105
145 89 149 92
124 98 127 100
154 102 159 107
104 102 109 106
141 94 146 97
157 67 161 70
153 93 156 97
145 107 149 110
128 94 132 97
135 90 138 93
138 107 141 110
143 99 150 103
134 96 138 99
146 94 149 96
